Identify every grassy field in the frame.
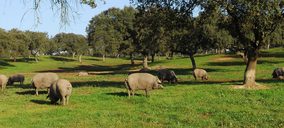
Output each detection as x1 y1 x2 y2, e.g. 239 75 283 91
0 48 283 128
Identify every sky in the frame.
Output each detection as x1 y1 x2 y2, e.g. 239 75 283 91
0 0 130 37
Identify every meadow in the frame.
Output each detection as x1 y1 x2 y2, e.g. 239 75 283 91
0 48 283 128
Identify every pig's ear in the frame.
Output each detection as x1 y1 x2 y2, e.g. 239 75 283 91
155 76 159 80
156 77 162 83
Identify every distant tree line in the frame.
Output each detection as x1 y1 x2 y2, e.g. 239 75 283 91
0 28 89 62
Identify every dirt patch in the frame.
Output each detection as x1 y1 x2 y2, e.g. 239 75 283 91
230 83 270 90
213 56 236 62
88 69 139 75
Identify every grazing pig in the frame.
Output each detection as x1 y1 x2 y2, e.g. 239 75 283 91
272 67 284 79
125 73 163 97
47 79 72 105
157 69 178 83
139 67 151 72
78 71 88 76
193 68 208 80
0 74 8 91
7 74 25 85
31 73 59 96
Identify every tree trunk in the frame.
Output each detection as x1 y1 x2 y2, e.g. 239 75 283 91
243 49 258 87
267 43 270 50
221 49 225 54
151 54 155 63
72 52 76 59
32 52 39 62
102 54 106 61
143 55 148 68
13 57 16 62
35 56 38 62
130 53 135 65
189 53 196 69
170 51 174 59
166 52 170 60
78 54 82 63
157 54 160 61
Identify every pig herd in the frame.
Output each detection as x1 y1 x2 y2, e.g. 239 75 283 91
0 67 283 105
0 73 72 105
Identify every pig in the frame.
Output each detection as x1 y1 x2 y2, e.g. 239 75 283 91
125 73 163 97
272 67 284 79
47 79 72 105
0 74 8 91
78 71 88 76
7 74 25 85
139 68 151 73
31 73 59 96
157 69 178 83
193 68 208 80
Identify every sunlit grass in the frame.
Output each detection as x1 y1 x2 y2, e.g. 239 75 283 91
0 48 283 127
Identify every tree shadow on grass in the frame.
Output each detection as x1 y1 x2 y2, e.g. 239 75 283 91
85 58 101 61
105 92 143 97
207 60 283 66
176 79 243 86
49 56 76 62
7 84 31 89
3 58 35 63
16 90 47 95
260 51 284 58
207 61 244 66
0 60 14 69
257 78 284 84
37 63 141 74
72 81 124 88
175 78 283 86
30 100 50 105
258 60 284 64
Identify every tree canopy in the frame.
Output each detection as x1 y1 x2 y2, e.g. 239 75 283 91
87 7 136 61
53 33 88 62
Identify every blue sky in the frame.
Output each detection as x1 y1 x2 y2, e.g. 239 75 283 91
0 1 200 37
0 0 130 37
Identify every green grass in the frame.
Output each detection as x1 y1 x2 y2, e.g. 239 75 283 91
0 48 283 127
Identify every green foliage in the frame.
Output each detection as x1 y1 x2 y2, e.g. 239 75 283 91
134 6 172 56
265 22 284 48
87 7 136 57
196 5 235 52
8 29 30 60
0 29 10 57
81 0 104 8
26 31 50 55
115 7 137 56
0 28 55 62
53 33 88 56
222 0 284 50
